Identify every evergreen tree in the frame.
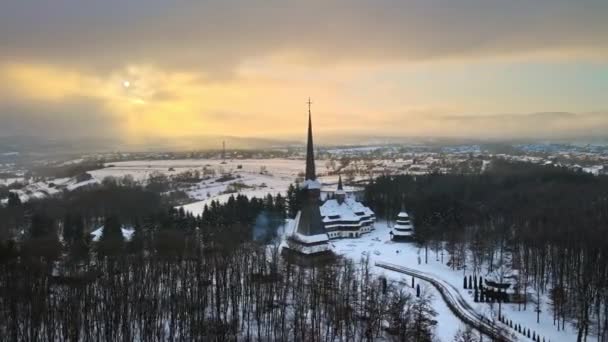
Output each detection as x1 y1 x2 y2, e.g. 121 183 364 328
101 215 123 242
7 192 21 207
73 213 84 242
98 214 124 255
264 194 274 211
128 221 144 253
62 213 75 243
30 212 55 238
287 183 299 218
274 193 286 219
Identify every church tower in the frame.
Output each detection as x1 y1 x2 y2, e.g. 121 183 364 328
335 175 346 204
284 99 330 255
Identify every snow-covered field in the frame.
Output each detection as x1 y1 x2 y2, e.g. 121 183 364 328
7 158 358 207
0 177 24 186
90 158 308 182
326 223 578 342
92 158 361 215
9 177 99 203
88 158 347 216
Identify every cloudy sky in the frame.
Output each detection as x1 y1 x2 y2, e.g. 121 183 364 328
0 0 607 146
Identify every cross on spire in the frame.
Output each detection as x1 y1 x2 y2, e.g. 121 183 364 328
307 97 313 114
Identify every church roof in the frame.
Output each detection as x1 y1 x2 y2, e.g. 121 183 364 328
336 175 345 195
321 197 375 223
293 98 327 238
295 200 327 236
397 211 410 218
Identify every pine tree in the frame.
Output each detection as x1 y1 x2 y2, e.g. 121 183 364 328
7 192 21 207
128 221 144 253
63 213 75 243
30 212 55 238
264 194 274 211
73 213 84 242
101 215 123 242
287 183 299 218
274 193 286 219
98 214 124 255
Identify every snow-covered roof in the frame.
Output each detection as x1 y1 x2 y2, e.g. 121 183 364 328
397 212 409 218
303 179 322 190
392 229 414 237
321 197 375 223
290 231 329 244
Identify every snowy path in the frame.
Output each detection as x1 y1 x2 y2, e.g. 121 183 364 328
376 261 515 342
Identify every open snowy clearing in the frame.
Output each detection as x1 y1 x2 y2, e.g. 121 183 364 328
92 158 310 182
9 176 101 203
0 177 24 186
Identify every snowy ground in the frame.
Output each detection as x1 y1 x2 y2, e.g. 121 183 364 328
6 158 366 211
278 219 466 341
92 158 350 216
91 158 309 182
88 158 363 216
328 222 467 341
0 177 24 186
9 158 305 204
328 222 578 342
9 177 100 203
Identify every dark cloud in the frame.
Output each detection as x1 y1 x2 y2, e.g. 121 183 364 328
0 1 607 73
0 96 118 138
0 1 607 144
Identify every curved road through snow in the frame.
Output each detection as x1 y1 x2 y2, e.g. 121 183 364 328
376 261 516 342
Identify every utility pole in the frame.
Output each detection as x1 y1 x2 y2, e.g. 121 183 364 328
221 140 226 163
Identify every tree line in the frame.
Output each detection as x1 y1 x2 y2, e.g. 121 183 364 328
0 181 439 341
365 159 608 341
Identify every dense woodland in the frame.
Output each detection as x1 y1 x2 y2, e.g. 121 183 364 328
3 159 605 341
365 159 608 341
0 179 438 341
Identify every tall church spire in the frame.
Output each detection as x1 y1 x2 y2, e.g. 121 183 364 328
336 174 345 203
283 97 328 255
305 98 316 181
